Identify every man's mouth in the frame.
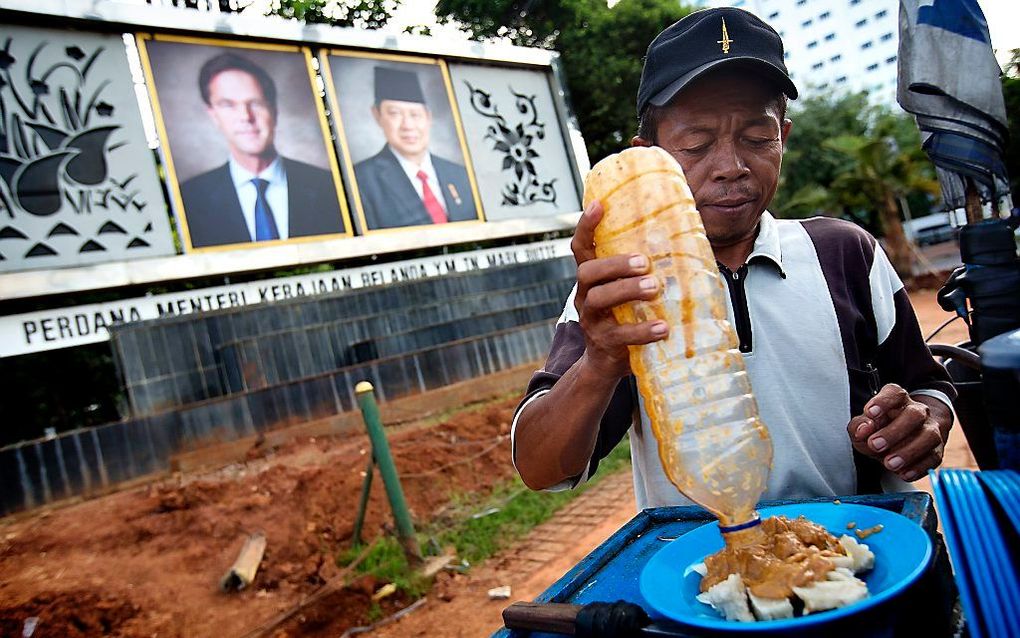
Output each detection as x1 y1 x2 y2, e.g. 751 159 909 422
702 197 755 210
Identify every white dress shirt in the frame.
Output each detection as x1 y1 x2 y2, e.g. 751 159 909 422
389 146 449 212
229 156 289 241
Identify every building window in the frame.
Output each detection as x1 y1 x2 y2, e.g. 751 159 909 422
825 32 836 41
802 19 813 27
820 11 831 19
875 9 888 18
733 0 746 6
867 63 879 71
818 82 829 90
850 0 860 5
807 40 818 49
769 11 780 19
830 54 842 62
796 0 806 6
856 18 868 27
784 51 791 59
881 32 894 41
836 76 847 83
886 55 897 64
861 40 873 49
812 62 824 70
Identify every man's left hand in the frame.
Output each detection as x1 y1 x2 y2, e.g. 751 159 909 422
847 383 953 482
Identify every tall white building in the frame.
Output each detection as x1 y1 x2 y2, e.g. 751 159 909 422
701 0 900 104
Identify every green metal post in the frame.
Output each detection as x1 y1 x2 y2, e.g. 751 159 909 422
355 381 420 562
351 455 374 547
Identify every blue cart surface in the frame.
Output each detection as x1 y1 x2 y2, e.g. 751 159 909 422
491 492 956 637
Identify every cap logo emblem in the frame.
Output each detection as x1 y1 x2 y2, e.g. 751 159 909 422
717 17 734 54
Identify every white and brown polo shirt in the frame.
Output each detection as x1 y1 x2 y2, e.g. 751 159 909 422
512 212 956 510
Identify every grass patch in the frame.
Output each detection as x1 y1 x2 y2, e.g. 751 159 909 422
341 437 632 594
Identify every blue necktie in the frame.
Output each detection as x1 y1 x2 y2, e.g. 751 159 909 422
252 178 279 241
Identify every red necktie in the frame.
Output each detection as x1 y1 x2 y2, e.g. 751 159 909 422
416 169 448 224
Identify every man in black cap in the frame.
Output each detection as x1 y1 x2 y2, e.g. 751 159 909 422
180 53 344 248
353 66 478 230
512 8 956 509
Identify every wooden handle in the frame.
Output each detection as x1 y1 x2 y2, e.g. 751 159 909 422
502 602 583 635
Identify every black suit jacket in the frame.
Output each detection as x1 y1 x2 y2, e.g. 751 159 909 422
353 146 478 231
179 157 344 248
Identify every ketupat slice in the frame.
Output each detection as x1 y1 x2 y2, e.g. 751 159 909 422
584 146 773 528
696 573 754 622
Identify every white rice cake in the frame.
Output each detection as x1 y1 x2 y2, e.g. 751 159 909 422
838 535 875 573
792 567 869 613
696 573 754 622
748 591 795 620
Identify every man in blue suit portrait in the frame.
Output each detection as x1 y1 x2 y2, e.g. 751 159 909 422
353 67 479 230
180 53 344 248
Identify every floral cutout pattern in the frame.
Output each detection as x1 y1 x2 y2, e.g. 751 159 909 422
464 81 557 207
0 35 153 262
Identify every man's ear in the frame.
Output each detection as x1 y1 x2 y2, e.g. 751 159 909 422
631 136 653 148
371 105 381 125
780 118 793 146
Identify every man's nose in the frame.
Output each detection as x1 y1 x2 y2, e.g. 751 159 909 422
242 104 257 121
709 140 750 182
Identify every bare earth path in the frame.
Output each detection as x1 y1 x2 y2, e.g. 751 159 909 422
365 288 979 638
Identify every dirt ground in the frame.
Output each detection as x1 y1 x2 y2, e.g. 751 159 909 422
0 397 521 638
0 288 979 638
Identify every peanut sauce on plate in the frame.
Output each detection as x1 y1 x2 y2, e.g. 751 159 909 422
701 516 847 599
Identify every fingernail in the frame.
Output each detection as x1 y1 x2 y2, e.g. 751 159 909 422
629 255 648 269
640 276 657 290
867 405 881 417
651 322 668 336
871 436 887 452
904 470 918 481
887 456 903 470
856 421 873 439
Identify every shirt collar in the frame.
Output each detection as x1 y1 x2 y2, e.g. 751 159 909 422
389 146 436 181
747 211 786 278
228 155 284 189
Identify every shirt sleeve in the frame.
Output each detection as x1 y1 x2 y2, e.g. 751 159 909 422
510 285 636 489
868 244 957 410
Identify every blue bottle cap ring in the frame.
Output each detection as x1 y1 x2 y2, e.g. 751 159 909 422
719 514 762 534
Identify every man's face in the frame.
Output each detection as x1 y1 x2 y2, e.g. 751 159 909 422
642 72 791 250
373 100 431 159
205 69 276 159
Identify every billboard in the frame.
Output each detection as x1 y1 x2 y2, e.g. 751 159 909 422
322 50 484 234
0 25 175 272
136 34 354 251
0 238 570 357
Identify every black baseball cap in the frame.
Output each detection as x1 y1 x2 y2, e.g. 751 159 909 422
636 7 798 117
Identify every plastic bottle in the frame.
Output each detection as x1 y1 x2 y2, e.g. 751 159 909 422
585 146 773 538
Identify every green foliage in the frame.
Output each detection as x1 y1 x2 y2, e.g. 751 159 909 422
435 0 694 162
773 92 873 219
252 0 400 30
436 438 631 565
773 92 937 224
339 535 430 598
343 437 632 596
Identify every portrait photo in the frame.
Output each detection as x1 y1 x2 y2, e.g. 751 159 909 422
322 52 483 233
137 35 352 251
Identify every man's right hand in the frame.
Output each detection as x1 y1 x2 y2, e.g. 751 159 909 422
571 199 669 379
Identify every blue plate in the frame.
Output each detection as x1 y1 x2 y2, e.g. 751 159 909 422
639 502 933 632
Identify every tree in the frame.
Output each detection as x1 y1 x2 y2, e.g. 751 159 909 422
772 92 874 219
243 0 400 30
435 0 693 162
